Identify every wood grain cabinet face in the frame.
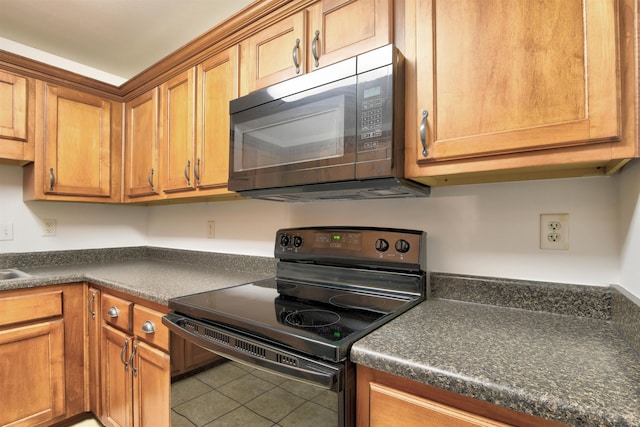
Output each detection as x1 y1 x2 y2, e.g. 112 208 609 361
125 88 159 200
240 0 391 96
0 69 34 163
196 46 239 190
100 293 170 427
159 68 196 194
44 84 112 196
406 0 621 182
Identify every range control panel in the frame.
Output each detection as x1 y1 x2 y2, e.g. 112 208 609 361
275 227 426 270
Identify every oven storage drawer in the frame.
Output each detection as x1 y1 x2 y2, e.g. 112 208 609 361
163 312 344 392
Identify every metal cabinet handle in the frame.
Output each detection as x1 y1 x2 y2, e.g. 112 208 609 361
88 294 96 320
194 158 201 185
184 160 191 186
129 344 138 377
107 306 119 318
148 168 155 191
141 320 155 334
120 339 129 370
292 38 301 74
420 110 429 157
312 30 320 67
49 168 55 191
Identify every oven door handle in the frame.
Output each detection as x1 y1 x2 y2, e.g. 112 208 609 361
162 313 343 392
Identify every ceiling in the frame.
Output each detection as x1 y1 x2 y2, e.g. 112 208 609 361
0 0 255 85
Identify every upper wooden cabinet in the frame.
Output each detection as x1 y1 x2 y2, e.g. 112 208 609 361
0 69 35 164
138 46 240 203
404 0 628 185
239 0 391 95
195 46 239 191
23 81 122 202
125 88 160 201
159 68 196 194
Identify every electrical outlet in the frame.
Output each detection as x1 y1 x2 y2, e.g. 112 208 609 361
540 214 569 250
207 221 215 239
42 219 57 237
0 223 13 241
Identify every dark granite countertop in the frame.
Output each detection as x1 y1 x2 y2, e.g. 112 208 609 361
2 250 639 426
0 247 276 305
351 277 640 427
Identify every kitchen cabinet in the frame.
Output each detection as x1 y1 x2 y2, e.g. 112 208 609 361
0 284 85 426
403 0 629 186
159 68 196 195
156 47 240 202
357 366 563 427
124 88 160 202
23 81 123 202
0 69 35 164
171 333 222 378
239 0 391 95
100 292 170 427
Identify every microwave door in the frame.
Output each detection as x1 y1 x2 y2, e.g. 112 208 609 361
229 77 357 191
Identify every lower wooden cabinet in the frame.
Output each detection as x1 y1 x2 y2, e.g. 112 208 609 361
357 366 563 427
100 292 171 427
0 284 85 426
171 332 222 378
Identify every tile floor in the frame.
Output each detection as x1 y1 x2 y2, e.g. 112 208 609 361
171 360 338 427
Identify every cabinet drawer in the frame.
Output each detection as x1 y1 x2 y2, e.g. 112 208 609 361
133 304 169 351
0 290 63 327
102 293 133 332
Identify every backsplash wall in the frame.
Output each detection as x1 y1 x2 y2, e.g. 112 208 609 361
2 161 640 299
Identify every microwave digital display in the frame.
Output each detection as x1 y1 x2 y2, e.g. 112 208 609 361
364 86 381 99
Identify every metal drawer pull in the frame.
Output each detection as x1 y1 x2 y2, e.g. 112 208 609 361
184 160 191 186
120 339 129 370
194 158 201 185
312 30 320 67
292 38 301 74
141 320 155 334
148 168 155 191
49 168 55 191
420 110 429 157
88 294 95 319
107 306 119 318
129 344 138 377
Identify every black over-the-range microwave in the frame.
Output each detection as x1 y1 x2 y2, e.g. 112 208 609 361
228 44 430 202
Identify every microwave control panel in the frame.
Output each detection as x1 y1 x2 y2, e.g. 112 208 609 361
357 64 394 156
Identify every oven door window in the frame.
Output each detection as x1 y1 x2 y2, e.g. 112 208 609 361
231 77 357 175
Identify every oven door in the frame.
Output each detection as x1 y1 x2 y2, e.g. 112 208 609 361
164 312 355 427
229 75 358 192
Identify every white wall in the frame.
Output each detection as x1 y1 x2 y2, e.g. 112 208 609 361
0 165 148 252
3 160 640 299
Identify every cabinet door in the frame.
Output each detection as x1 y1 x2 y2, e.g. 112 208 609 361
196 46 239 189
102 325 133 427
307 0 391 71
412 0 618 164
0 69 34 162
0 319 65 426
43 83 112 197
132 340 171 427
239 11 306 95
125 88 159 199
159 68 196 194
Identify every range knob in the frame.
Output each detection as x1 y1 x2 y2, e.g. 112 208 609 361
293 235 304 248
279 234 290 247
395 239 410 253
375 238 390 252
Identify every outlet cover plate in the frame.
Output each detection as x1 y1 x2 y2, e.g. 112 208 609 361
540 213 569 250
